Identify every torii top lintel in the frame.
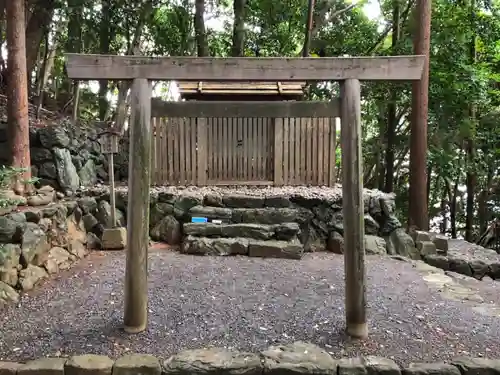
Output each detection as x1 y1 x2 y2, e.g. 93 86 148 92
65 54 425 82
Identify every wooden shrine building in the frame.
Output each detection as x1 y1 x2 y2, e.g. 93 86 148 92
150 80 339 187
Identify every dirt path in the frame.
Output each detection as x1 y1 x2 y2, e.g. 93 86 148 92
0 246 499 366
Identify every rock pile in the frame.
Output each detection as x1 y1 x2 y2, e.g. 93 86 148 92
0 186 122 305
0 120 129 195
81 185 425 259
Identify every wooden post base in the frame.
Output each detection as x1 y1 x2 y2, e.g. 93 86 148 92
346 322 368 339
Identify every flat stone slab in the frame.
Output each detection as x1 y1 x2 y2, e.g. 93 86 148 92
183 222 300 241
181 236 304 259
182 236 249 256
248 240 304 259
423 241 500 280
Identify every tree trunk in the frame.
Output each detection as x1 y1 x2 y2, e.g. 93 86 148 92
440 182 448 234
384 0 401 193
303 0 315 57
408 0 431 230
478 166 493 236
98 0 112 120
231 0 247 57
450 178 459 239
6 0 31 195
465 0 477 242
426 163 432 206
25 0 56 82
113 2 153 134
67 0 83 121
194 0 208 57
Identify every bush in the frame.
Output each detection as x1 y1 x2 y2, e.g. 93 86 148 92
0 166 31 208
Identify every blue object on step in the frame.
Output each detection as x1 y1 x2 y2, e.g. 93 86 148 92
192 217 208 223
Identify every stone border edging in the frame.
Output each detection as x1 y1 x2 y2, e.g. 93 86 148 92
0 342 498 375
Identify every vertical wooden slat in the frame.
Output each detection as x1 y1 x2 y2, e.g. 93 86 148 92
307 118 313 184
273 118 284 185
165 118 172 184
312 117 318 185
257 117 264 180
262 118 268 180
184 118 191 184
250 117 255 180
236 117 241 179
224 118 229 180
197 118 207 185
156 118 162 185
219 117 224 181
329 117 337 186
150 118 155 185
190 118 197 184
174 118 181 184
157 118 163 185
318 118 326 185
288 118 294 185
243 118 249 180
340 78 367 339
299 118 306 184
283 118 289 185
294 117 300 185
179 117 186 185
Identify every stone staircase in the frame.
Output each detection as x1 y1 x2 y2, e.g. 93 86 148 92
179 196 307 259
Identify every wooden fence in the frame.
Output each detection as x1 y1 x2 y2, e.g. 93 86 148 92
150 101 340 186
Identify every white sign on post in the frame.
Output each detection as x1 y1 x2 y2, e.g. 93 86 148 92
100 133 119 154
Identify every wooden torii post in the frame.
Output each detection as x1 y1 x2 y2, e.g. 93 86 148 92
65 54 424 338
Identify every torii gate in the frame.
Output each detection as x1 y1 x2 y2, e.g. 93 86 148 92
65 54 425 339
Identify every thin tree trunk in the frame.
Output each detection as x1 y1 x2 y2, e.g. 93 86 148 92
25 0 56 81
465 0 477 242
231 0 247 57
113 2 153 133
376 107 385 191
6 0 31 195
303 0 315 57
440 179 448 234
426 163 432 207
384 0 401 193
409 0 431 230
478 166 493 236
194 0 209 57
67 0 84 122
98 0 111 120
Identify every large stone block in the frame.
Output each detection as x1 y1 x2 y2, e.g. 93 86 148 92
17 358 66 375
163 348 261 375
262 342 337 375
101 227 127 250
113 354 161 375
248 240 303 259
338 357 400 375
433 235 449 255
182 236 249 256
452 357 500 375
402 363 460 375
65 355 114 375
0 362 22 375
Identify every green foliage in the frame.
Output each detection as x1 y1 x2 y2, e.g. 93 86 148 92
0 166 25 208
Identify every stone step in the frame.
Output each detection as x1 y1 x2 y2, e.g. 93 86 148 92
181 236 304 259
187 205 313 225
183 222 300 241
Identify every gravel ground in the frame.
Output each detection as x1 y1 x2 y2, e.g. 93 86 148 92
1 243 500 366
